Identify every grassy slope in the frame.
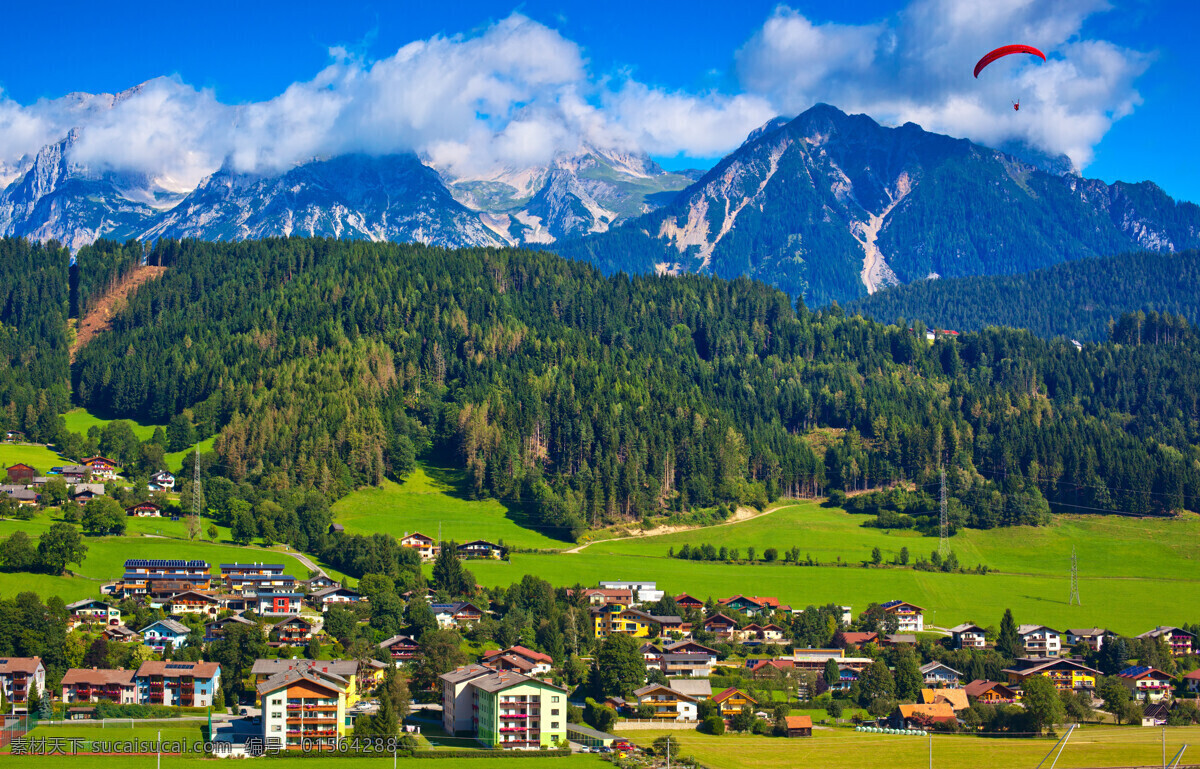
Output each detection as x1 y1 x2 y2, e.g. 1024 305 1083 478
332 464 570 549
0 443 66 472
462 504 1200 635
620 726 1200 769
59 407 214 474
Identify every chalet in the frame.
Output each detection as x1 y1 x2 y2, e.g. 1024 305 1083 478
252 659 382 707
0 657 45 712
882 634 917 647
674 593 704 610
65 599 121 626
830 667 859 693
792 649 873 673
60 668 137 705
4 430 24 441
712 687 756 718
632 683 698 721
165 590 220 617
748 659 795 679
880 600 924 632
592 605 656 638
432 602 484 629
1186 669 1200 695
1117 666 1175 703
660 653 713 678
640 643 663 662
270 615 320 646
71 483 106 501
104 625 141 643
145 580 214 602
948 623 987 649
893 702 956 729
379 634 420 661
148 471 175 491
257 667 349 749
784 715 813 737
126 502 163 517
82 456 119 479
254 592 304 616
6 463 36 484
308 586 363 609
399 532 437 561
300 575 341 592
484 653 540 675
919 688 970 711
666 640 719 660
458 540 506 559
1064 628 1111 652
1017 625 1062 657
920 661 962 688
1142 702 1172 727
135 660 221 707
141 619 192 651
599 580 664 603
656 614 688 635
1136 627 1196 657
204 614 257 642
1 486 38 505
702 613 737 636
740 623 787 643
720 595 787 616
482 646 553 676
836 631 879 648
963 680 1018 703
570 587 634 607
61 465 92 484
1002 658 1100 692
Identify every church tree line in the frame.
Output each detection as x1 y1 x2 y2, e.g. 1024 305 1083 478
62 237 1200 539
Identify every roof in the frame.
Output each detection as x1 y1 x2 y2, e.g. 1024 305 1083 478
920 688 970 710
750 659 795 673
838 632 878 645
881 600 924 612
135 660 220 678
634 683 696 701
1184 670 1200 681
666 640 717 655
126 559 209 569
669 679 713 698
1066 628 1109 637
920 661 962 676
565 722 619 742
785 715 813 729
459 539 504 549
271 614 315 629
713 687 756 704
1017 624 1060 635
898 702 956 721
439 664 494 685
1118 666 1174 681
0 657 43 674
379 634 418 648
963 680 1016 698
141 619 190 635
482 645 553 665
1138 626 1196 639
251 659 359 678
469 669 565 694
661 653 712 663
884 634 917 644
61 668 135 686
704 612 737 626
66 599 113 610
400 531 434 542
256 668 347 696
1003 658 1102 678
220 563 286 571
1143 702 1172 720
206 615 255 628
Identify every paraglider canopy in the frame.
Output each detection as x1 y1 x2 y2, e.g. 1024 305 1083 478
973 45 1046 78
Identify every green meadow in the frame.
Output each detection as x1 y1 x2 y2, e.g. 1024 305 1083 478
0 443 66 473
332 464 569 549
619 726 1200 769
59 407 215 474
461 503 1200 635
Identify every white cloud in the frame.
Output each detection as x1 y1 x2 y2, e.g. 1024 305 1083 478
0 3 1150 191
735 0 1148 169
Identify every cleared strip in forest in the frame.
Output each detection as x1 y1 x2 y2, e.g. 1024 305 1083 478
70 265 167 361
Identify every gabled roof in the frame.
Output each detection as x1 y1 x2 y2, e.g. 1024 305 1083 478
1065 628 1110 637
633 683 696 702
1137 626 1196 639
61 668 135 686
271 614 316 629
713 687 756 704
379 634 419 648
0 657 43 674
66 599 113 611
674 593 703 604
311 586 361 598
898 702 956 721
251 659 358 679
1118 666 1174 681
482 645 553 665
669 679 713 698
141 618 190 635
1017 624 1060 636
666 640 717 655
964 680 1016 698
838 631 879 646
135 660 220 678
257 668 347 695
432 601 483 615
703 612 737 626
749 659 795 673
919 661 962 676
881 599 924 612
785 715 813 729
920 688 970 710
1002 658 1102 677
400 531 435 543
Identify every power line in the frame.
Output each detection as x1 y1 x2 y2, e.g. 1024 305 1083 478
938 467 948 558
1068 545 1081 606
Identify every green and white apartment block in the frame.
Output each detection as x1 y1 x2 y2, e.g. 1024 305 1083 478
440 664 568 749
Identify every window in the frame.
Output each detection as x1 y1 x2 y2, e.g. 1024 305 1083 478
551 722 560 729
551 709 559 716
271 725 282 732
272 712 282 719
551 696 560 703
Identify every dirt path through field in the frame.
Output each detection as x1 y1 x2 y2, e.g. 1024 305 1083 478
71 265 168 361
563 502 802 554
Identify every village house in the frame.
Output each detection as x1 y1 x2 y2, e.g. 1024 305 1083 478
125 502 162 517
251 659 381 707
0 657 45 711
136 660 221 706
300 575 340 592
712 687 757 718
1064 628 1111 652
82 456 120 478
482 646 554 676
432 601 485 629
784 715 813 737
61 465 92 484
836 631 879 648
571 587 634 607
141 619 192 651
599 580 663 603
439 665 568 749
748 658 796 679
307 586 363 609
880 600 925 633
379 634 420 662
739 623 787 643
673 593 704 611
104 625 141 643
148 471 176 491
60 668 137 705
205 614 258 642
126 558 211 581
592 605 666 638
254 591 305 616
228 574 298 595
920 661 962 688
1117 666 1175 702
1186 669 1200 695
222 562 286 579
892 702 957 729
271 616 320 647
70 483 106 502
702 613 738 636
640 643 663 662
258 667 348 750
633 683 699 721
165 590 220 617
1 485 38 505
919 688 970 711
660 653 713 678
458 540 506 559
6 463 36 484
882 634 917 647
720 595 788 617
398 532 437 561
963 680 1018 703
666 640 719 661
1136 627 1196 657
65 598 121 627
1142 702 1172 727
1017 625 1062 657
1002 658 1101 692
792 648 873 674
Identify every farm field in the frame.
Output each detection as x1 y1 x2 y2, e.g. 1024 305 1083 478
619 726 1200 769
333 463 570 549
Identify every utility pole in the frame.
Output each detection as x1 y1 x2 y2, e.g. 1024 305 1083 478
1069 546 1081 606
189 448 201 540
928 731 932 769
938 467 949 557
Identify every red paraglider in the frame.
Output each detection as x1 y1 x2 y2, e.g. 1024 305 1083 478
974 44 1046 78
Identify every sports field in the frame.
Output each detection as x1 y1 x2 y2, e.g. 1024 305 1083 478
332 463 570 549
461 503 1200 634
620 725 1200 769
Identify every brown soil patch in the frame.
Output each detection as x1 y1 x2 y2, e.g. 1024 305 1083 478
71 265 168 361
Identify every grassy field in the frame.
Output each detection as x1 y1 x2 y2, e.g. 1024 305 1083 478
59 407 214 474
619 726 1200 769
333 464 570 549
10 723 207 753
3 750 602 766
0 443 66 473
463 502 1200 634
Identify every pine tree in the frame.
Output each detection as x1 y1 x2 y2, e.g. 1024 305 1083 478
997 609 1021 659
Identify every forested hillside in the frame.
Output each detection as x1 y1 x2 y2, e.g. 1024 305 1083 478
69 238 1200 541
851 250 1200 341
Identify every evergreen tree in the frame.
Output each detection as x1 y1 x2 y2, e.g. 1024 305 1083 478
997 609 1021 660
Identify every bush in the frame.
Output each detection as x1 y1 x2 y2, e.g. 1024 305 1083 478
703 715 725 735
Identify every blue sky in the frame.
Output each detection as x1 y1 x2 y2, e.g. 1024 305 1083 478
0 0 1195 201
